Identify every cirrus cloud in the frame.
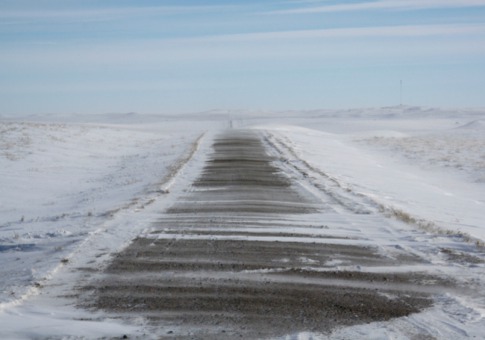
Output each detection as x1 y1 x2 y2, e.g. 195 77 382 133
271 0 485 14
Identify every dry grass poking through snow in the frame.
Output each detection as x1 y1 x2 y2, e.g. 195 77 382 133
379 205 485 248
362 128 485 183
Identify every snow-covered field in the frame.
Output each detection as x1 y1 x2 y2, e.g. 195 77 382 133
0 115 223 305
1 107 484 339
239 106 485 242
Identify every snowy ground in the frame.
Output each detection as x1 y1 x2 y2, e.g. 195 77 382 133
0 115 224 306
0 106 484 339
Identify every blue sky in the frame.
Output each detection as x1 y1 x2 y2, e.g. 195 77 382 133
1 0 485 115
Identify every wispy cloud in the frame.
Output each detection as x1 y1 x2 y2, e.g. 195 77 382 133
272 0 485 14
0 5 235 22
3 23 484 68
197 23 485 42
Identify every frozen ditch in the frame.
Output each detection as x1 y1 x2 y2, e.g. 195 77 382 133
77 129 467 339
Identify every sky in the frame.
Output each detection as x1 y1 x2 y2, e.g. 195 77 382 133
1 0 485 115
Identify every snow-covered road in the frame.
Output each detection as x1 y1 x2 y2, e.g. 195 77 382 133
1 108 484 339
73 128 479 339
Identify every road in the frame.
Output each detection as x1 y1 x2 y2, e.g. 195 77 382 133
78 129 471 338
